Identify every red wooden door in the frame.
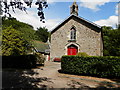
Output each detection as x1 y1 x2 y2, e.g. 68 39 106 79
67 46 77 55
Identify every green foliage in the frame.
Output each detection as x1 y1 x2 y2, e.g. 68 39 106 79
61 56 120 78
1 17 47 68
2 17 37 41
2 54 37 68
35 27 49 42
76 52 89 57
2 17 50 42
2 26 29 56
102 26 120 56
2 17 41 56
35 53 45 64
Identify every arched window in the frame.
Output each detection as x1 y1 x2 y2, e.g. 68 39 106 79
70 27 76 40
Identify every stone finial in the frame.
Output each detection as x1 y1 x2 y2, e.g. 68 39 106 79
70 1 78 16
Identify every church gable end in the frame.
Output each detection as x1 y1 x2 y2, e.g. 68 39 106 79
50 2 103 61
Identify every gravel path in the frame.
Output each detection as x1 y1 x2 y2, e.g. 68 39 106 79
2 61 120 89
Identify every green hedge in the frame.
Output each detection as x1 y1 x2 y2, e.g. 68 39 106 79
2 55 37 68
61 56 120 78
76 52 89 57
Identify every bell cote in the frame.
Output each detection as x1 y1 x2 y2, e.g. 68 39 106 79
70 1 78 16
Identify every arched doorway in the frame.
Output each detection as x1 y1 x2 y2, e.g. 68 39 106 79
67 44 78 55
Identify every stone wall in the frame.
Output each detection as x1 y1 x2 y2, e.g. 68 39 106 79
50 17 103 60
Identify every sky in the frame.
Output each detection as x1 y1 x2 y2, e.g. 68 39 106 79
4 0 119 31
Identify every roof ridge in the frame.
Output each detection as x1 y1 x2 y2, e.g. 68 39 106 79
51 14 101 34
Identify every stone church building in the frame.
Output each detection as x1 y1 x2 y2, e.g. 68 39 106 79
50 2 103 60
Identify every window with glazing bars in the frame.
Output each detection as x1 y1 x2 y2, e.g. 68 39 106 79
70 27 76 40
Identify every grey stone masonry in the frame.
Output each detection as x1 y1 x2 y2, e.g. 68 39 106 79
50 15 103 60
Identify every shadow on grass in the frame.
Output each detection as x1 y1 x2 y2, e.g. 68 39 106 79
2 68 51 89
58 69 120 89
96 81 120 89
2 55 49 89
111 79 120 83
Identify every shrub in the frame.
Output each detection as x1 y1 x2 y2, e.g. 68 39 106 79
2 26 30 56
76 52 89 57
35 53 45 64
61 56 120 78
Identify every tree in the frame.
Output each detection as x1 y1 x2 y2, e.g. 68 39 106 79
2 26 30 56
1 0 48 22
2 17 37 41
35 27 49 42
102 26 120 56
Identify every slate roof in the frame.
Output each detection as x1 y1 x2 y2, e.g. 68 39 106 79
32 40 50 54
51 14 102 34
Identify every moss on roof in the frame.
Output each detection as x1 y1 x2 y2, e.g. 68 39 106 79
32 40 50 52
